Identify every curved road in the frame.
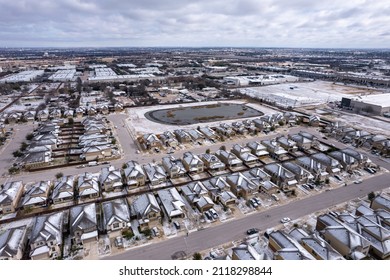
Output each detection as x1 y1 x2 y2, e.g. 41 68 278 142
105 173 390 260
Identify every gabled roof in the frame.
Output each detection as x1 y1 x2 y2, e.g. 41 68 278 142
0 226 27 259
216 150 242 165
124 161 146 179
227 172 257 191
99 166 122 185
143 163 166 183
70 203 97 233
157 188 186 218
181 181 208 203
52 176 74 200
131 193 161 219
30 212 64 245
183 152 203 168
21 180 50 207
0 181 23 206
102 199 130 229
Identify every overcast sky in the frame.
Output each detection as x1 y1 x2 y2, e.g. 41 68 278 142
0 0 389 48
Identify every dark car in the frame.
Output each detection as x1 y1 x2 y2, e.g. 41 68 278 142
246 228 259 235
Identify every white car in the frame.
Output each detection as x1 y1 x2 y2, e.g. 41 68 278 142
280 217 291 223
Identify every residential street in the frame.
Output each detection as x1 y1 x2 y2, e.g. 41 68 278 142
105 173 390 260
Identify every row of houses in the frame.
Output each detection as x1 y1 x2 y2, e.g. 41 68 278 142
3 132 370 215
139 112 301 150
0 103 124 125
21 117 116 170
325 122 390 157
0 189 183 260
231 194 390 260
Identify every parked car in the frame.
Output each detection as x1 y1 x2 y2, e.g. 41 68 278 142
280 217 291 223
250 198 259 208
334 175 342 181
209 208 218 219
246 228 259 235
152 227 160 237
354 179 363 184
204 211 212 220
271 194 280 201
253 197 261 206
173 221 181 229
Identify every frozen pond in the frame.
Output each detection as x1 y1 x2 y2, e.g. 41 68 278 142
145 103 264 125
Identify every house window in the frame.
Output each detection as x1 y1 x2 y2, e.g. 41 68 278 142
113 223 120 229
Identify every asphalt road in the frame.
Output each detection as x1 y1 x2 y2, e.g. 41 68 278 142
105 172 390 260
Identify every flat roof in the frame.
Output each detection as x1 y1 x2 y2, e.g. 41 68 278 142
355 93 390 108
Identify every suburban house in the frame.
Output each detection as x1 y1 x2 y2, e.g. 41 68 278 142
52 176 75 204
300 235 345 260
143 163 167 185
282 161 314 183
0 181 24 214
242 168 278 194
76 107 85 118
200 153 226 172
342 148 369 166
355 215 390 259
124 160 146 189
173 129 192 143
231 122 249 135
276 136 298 152
268 230 315 260
242 119 258 134
215 123 235 138
226 172 258 199
24 111 36 122
199 126 219 141
370 194 390 212
181 181 214 212
80 145 112 161
246 141 269 158
264 163 298 191
328 150 359 171
70 203 98 247
289 134 313 150
29 212 64 260
202 176 237 206
99 165 123 192
20 180 51 209
130 193 162 230
296 156 329 181
101 198 130 234
311 153 341 174
157 188 186 219
231 144 258 166
162 156 187 179
77 172 100 200
232 243 264 260
182 152 204 173
37 109 49 122
316 214 370 259
253 119 271 132
141 133 162 149
0 226 28 260
215 150 243 168
284 112 299 125
262 140 289 161
372 138 390 157
160 131 179 148
186 129 205 142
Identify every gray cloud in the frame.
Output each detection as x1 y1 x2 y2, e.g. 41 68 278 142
0 0 388 48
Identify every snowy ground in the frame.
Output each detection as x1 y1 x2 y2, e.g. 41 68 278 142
240 81 382 108
126 100 280 135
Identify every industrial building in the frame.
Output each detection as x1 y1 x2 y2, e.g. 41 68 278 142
341 93 390 116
